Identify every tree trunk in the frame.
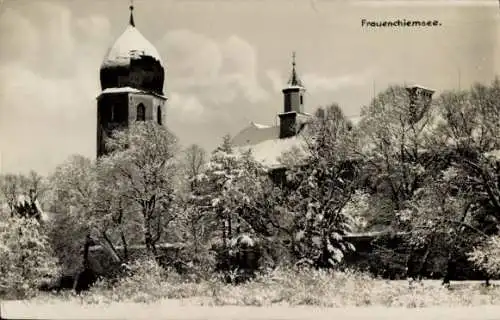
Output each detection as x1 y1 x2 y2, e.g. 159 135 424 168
414 234 436 280
82 233 92 269
221 213 229 270
442 204 472 285
144 229 157 258
228 213 232 240
406 244 427 281
191 219 199 257
120 231 128 260
143 206 158 259
221 211 227 249
442 253 456 286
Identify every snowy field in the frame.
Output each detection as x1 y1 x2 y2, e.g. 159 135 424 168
2 300 500 320
2 280 500 319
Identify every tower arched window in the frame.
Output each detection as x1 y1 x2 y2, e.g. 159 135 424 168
157 106 162 125
136 103 145 121
300 95 303 105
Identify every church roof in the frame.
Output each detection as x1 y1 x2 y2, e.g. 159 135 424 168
232 122 280 146
101 6 164 69
286 52 304 88
232 121 309 169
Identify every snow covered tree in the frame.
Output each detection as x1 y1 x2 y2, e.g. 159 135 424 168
186 135 274 274
427 80 500 283
358 85 439 222
47 155 99 273
283 104 360 268
377 80 500 282
197 135 241 248
170 144 216 272
0 171 47 219
102 122 179 258
356 85 447 278
469 235 500 278
0 217 60 299
0 174 20 216
182 144 207 193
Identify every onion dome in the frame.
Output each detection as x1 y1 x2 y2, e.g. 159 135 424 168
99 4 165 96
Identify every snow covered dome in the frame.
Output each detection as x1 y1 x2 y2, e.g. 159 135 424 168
101 25 164 69
99 5 165 95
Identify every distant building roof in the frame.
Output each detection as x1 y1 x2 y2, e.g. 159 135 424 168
232 121 309 169
406 84 435 92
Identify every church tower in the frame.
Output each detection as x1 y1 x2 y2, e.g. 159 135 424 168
278 52 309 139
96 3 167 157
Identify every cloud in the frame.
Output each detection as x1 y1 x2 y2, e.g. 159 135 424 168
0 2 110 174
168 93 206 124
159 30 222 85
266 69 284 93
158 30 269 108
220 36 268 103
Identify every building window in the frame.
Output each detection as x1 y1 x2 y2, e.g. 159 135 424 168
136 103 145 121
157 106 162 125
300 95 303 105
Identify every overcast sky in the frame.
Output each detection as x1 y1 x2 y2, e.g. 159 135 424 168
0 0 498 175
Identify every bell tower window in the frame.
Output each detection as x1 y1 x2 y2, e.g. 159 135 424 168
157 106 162 125
136 103 146 121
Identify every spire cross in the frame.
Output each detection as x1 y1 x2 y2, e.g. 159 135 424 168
292 51 296 68
129 0 135 27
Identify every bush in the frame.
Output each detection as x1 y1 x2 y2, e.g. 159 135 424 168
468 236 500 278
31 265 500 308
0 217 60 299
81 257 212 304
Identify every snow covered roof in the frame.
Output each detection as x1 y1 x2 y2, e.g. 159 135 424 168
97 86 166 99
406 84 435 92
101 87 142 94
101 24 164 69
241 136 307 169
284 85 304 90
252 122 272 129
232 122 308 169
232 122 280 146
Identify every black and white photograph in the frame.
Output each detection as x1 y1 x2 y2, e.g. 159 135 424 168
1 0 500 319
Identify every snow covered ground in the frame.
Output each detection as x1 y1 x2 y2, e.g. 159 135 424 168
2 300 500 320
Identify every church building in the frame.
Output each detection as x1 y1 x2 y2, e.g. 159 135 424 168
96 4 167 157
231 53 313 170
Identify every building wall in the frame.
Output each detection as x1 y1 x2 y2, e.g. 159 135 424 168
128 94 165 123
97 93 166 157
97 94 129 157
283 88 304 113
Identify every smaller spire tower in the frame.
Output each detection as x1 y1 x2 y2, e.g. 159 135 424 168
282 52 305 113
278 52 308 139
287 52 303 87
